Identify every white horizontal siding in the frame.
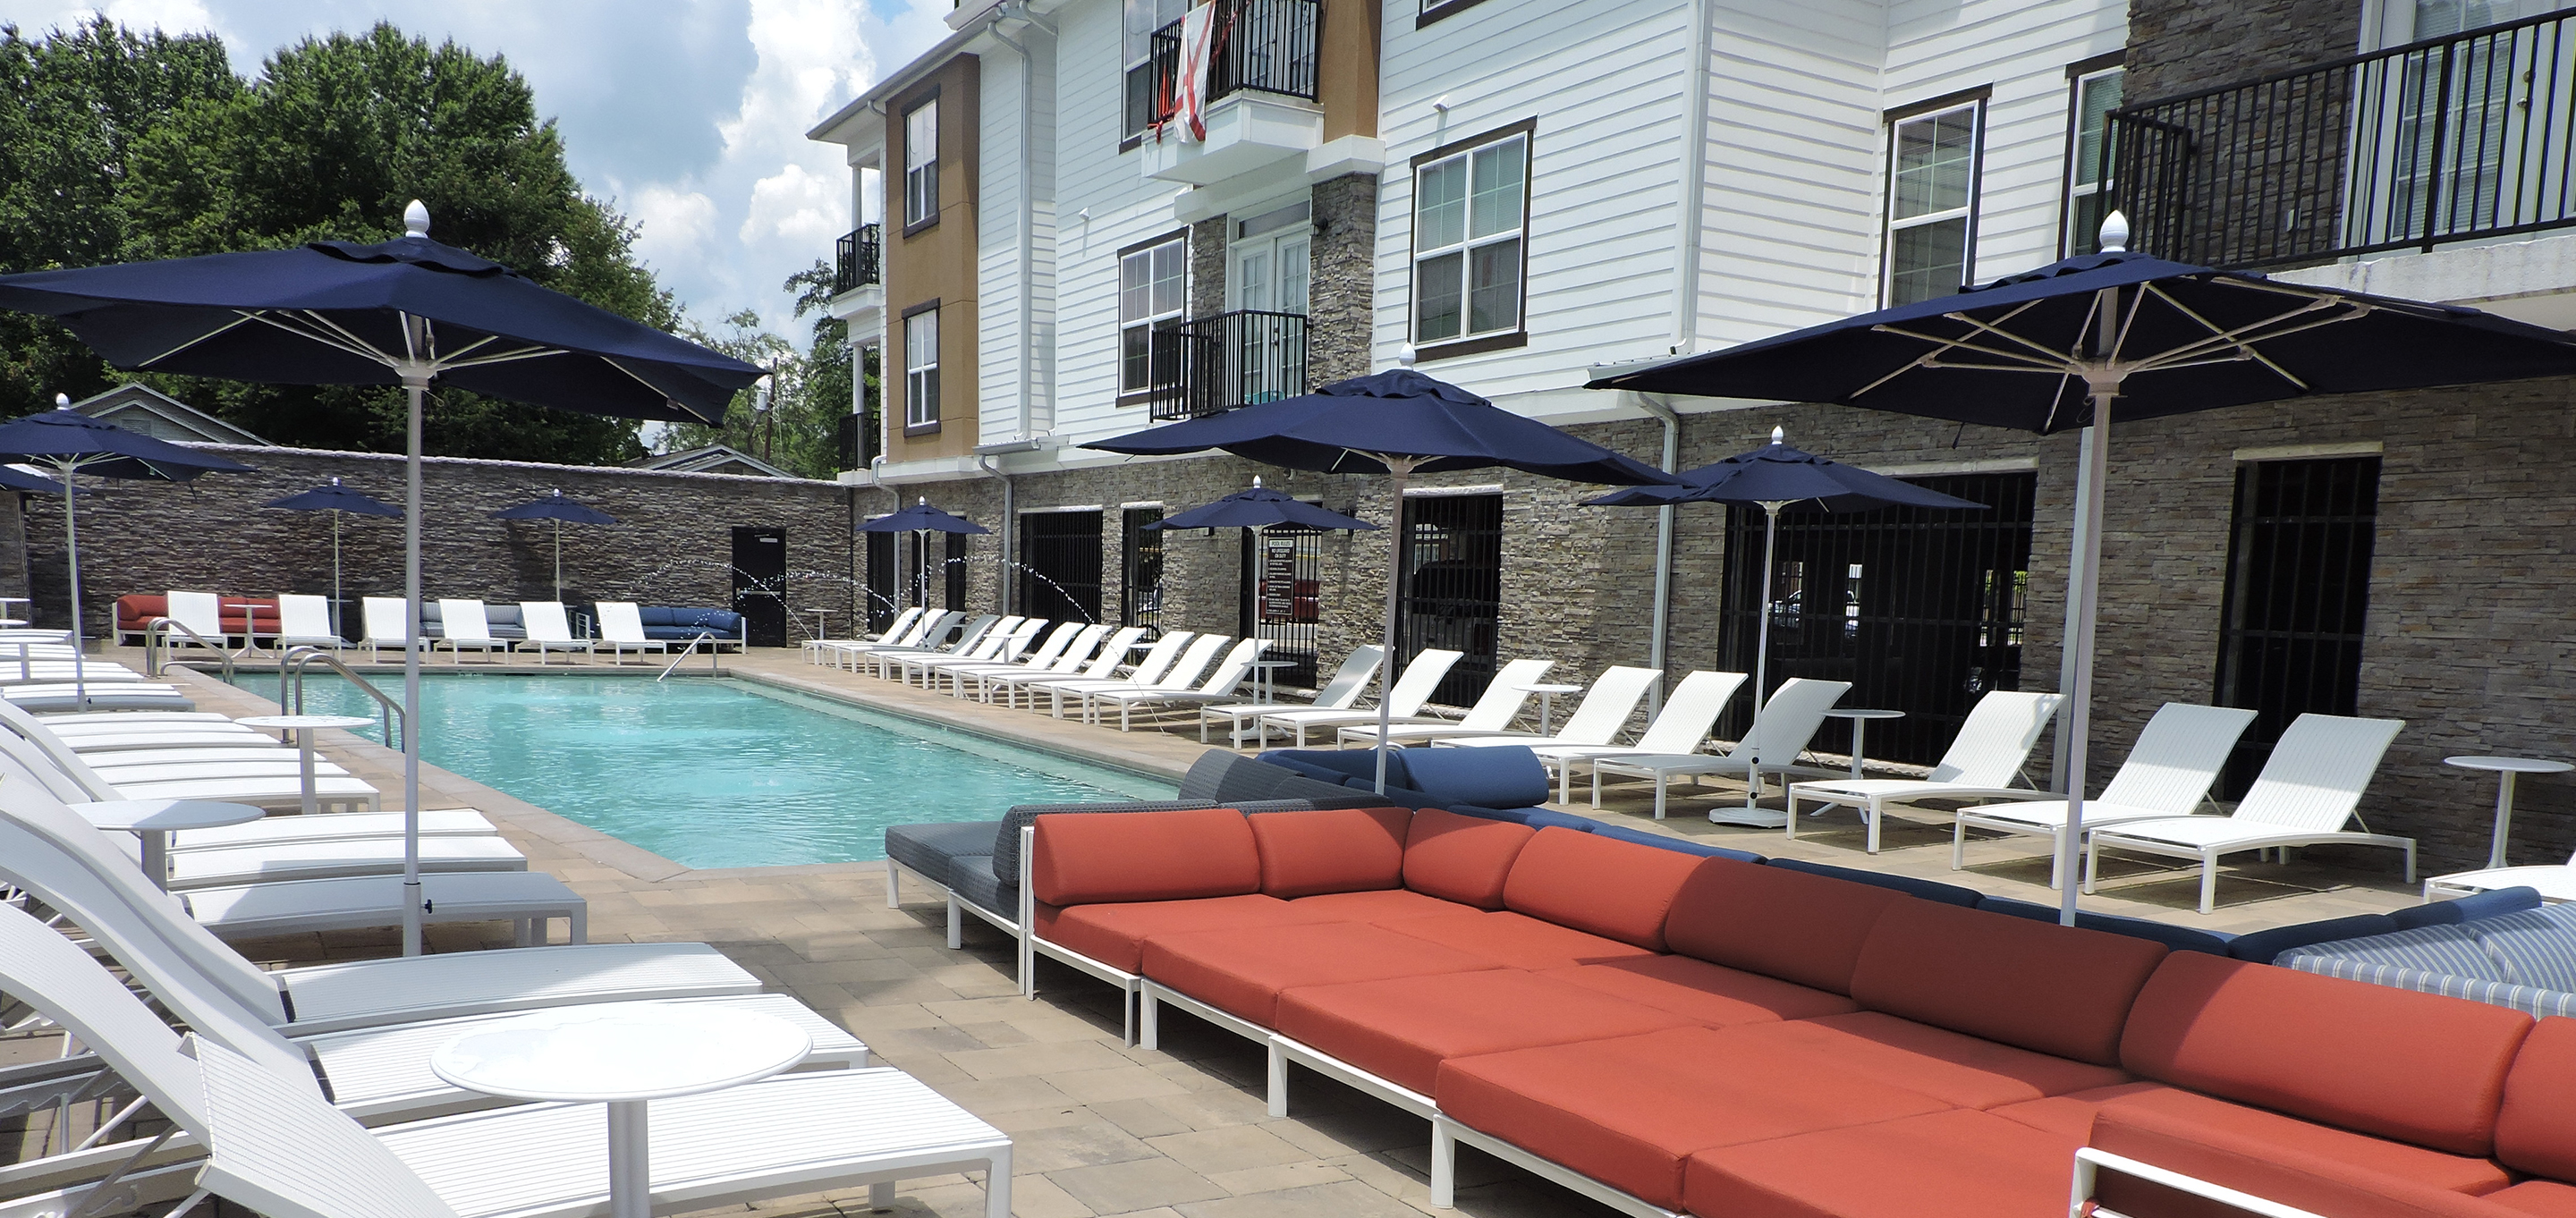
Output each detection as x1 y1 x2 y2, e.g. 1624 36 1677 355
977 30 1063 441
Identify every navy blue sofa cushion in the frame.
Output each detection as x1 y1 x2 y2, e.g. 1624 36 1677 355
1762 858 1985 907
883 822 1003 890
1261 749 1396 784
1214 751 1391 804
1402 746 1551 811
635 605 745 640
1592 824 1766 864
1451 804 1599 833
2225 912 2403 963
1974 895 2234 955
2388 885 2543 930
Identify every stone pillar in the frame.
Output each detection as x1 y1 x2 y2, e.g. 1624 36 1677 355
1309 173 1379 385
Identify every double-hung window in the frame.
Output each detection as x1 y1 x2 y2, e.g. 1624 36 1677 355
903 97 938 229
903 305 939 430
1411 124 1530 352
1118 234 1187 396
1884 100 1983 305
1123 0 1188 140
2063 66 2124 255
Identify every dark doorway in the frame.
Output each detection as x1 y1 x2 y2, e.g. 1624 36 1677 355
1020 511 1104 624
945 532 970 609
1123 508 1165 627
731 526 787 647
864 530 896 631
1397 493 1504 707
2213 456 2381 798
1719 472 2034 765
1241 522 1325 688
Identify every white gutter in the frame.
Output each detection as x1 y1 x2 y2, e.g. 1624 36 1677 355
1670 0 1714 354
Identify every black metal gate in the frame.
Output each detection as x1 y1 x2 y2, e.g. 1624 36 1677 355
1397 494 1503 707
1019 511 1104 624
1241 523 1325 688
2212 456 2381 798
864 530 895 631
906 534 932 609
1718 472 2034 765
730 526 787 647
1123 508 1165 626
945 531 969 610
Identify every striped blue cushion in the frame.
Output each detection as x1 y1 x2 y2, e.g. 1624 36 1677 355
2470 903 2576 992
2286 955 2576 1019
2278 921 2504 981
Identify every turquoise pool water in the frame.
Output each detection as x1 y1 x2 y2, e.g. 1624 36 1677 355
250 673 1173 869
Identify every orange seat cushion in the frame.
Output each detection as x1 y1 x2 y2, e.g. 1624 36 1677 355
1400 808 1534 909
1848 899 2166 1067
1684 1108 2087 1218
2089 1085 2514 1216
1274 969 1694 1095
1287 888 1484 922
1140 921 1504 1028
1722 1011 2131 1109
2490 1182 2576 1218
1661 857 1902 995
2121 952 2533 1156
2496 1011 2576 1180
1035 893 1335 973
1987 1081 2179 1140
1031 808 1259 905
1540 955 1860 1028
1435 1026 1954 1211
1247 807 1413 898
1499 827 1705 952
1379 910 1656 970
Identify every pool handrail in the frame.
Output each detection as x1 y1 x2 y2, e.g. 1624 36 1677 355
278 646 402 745
142 616 234 685
655 631 722 681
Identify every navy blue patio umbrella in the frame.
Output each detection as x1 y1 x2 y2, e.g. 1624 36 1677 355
1145 478 1379 533
0 466 72 495
494 489 619 600
1588 214 2576 923
0 397 257 697
1089 368 1680 791
267 477 403 630
861 499 989 613
0 201 757 956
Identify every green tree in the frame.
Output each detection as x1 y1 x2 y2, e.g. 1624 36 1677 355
656 260 873 480
0 20 682 465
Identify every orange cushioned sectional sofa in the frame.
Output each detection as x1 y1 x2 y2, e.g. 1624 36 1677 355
1027 804 2576 1218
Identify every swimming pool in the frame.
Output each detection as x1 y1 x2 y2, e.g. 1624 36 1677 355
255 673 1173 869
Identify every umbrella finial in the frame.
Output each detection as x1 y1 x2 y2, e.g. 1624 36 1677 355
1769 426 1784 444
2098 210 2129 254
403 200 431 239
919 496 927 506
54 393 69 410
330 476 342 486
1252 475 1262 489
550 487 563 498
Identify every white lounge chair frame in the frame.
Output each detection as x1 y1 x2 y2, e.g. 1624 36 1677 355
275 594 346 651
515 601 596 664
1951 702 2258 888
1784 689 2067 853
1257 647 1463 746
1199 646 1382 746
434 599 505 664
1587 677 1853 823
1089 638 1273 732
594 602 670 664
1431 664 1665 751
1334 657 1557 747
361 596 426 662
1480 669 1741 804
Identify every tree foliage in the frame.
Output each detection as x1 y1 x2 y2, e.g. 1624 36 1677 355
0 19 689 465
657 259 874 480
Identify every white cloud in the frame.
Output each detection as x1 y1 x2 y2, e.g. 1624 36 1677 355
627 185 722 274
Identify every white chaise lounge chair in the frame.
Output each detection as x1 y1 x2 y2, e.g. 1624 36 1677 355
516 601 595 664
806 605 922 664
1784 689 2067 854
932 621 1082 697
361 596 425 662
1587 677 1852 822
1257 648 1463 747
1949 702 2259 888
1026 630 1198 717
1429 664 1665 750
1200 646 1382 746
1070 634 1233 724
165 589 233 649
2083 713 2412 914
275 593 347 650
894 616 1029 686
1462 669 1743 805
826 608 950 670
1334 657 1557 747
1088 638 1273 732
867 612 997 680
0 715 385 814
435 599 505 664
987 626 1145 709
594 601 670 664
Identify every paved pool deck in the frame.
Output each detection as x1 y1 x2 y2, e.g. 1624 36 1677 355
125 646 2431 1218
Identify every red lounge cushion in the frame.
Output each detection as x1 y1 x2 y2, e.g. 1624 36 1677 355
2490 1182 2576 1218
115 595 167 625
1988 1081 2178 1140
1035 893 1333 973
1850 899 2166 1067
1140 921 1503 1028
1274 969 1694 1095
1248 807 1412 898
1400 808 1533 909
1287 888 1483 922
2090 1086 2513 1216
2121 952 2532 1156
1541 955 1860 1028
2496 1011 2576 1180
1435 1026 1953 1211
1662 857 1902 995
1723 1011 2131 1109
1499 827 1704 952
1031 808 1259 905
1684 1108 2085 1218
1378 910 1656 970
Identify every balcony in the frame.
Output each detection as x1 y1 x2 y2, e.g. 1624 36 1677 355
2108 10 2576 270
1130 0 1323 185
1145 309 1309 421
833 224 881 293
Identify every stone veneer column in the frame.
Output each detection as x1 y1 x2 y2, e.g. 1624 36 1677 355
1307 173 1379 385
1189 217 1229 320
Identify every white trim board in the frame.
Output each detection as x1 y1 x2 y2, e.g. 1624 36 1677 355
2233 442 2385 462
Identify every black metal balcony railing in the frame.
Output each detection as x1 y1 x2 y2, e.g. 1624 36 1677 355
835 403 881 472
1145 309 1308 421
833 223 881 294
2108 8 2576 269
1127 0 1320 138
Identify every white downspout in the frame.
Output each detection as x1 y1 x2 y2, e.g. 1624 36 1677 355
1670 0 1714 354
988 4 1048 613
1638 394 1681 714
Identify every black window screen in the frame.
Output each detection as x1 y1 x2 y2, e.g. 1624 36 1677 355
2212 456 2380 798
1123 508 1165 626
1397 493 1504 707
1719 472 2035 765
945 531 969 610
1020 511 1104 623
864 530 896 631
1241 522 1325 688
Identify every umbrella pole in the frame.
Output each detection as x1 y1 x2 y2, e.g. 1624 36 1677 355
401 370 427 957
1748 501 1783 808
555 520 563 601
1373 457 1422 794
332 511 343 638
61 467 80 705
2055 385 2112 926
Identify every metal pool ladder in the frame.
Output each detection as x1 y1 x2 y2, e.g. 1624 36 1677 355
276 646 403 744
655 633 721 681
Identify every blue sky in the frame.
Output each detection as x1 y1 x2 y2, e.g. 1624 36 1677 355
0 0 950 348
